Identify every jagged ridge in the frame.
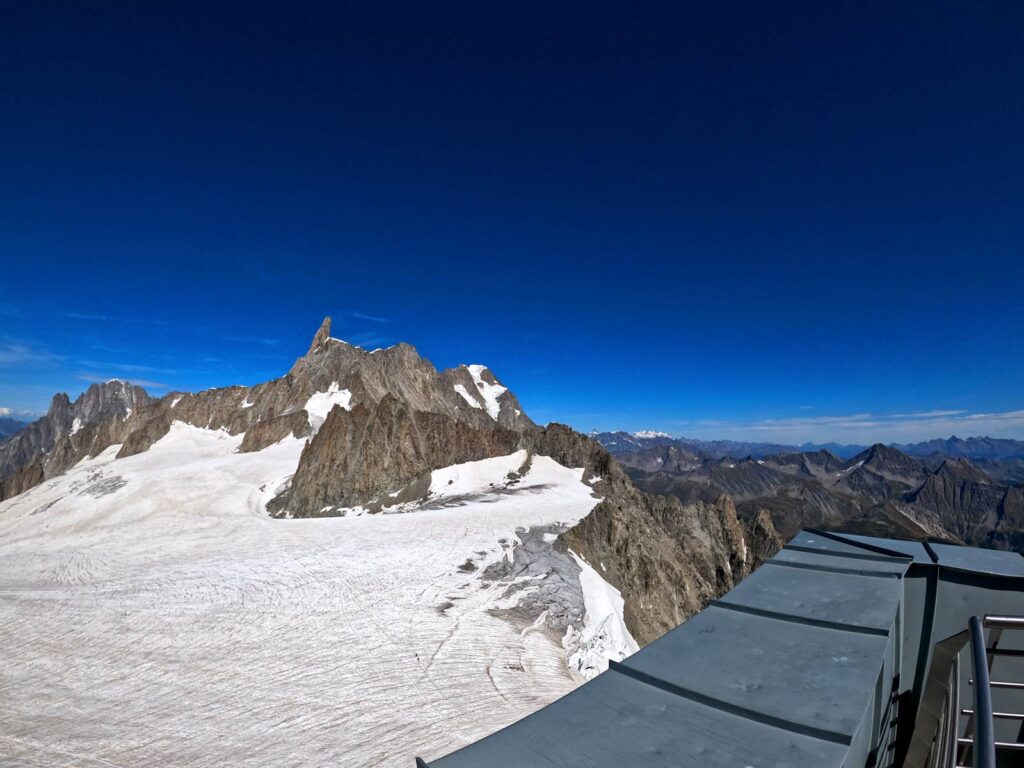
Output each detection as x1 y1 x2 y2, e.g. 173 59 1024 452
0 318 784 645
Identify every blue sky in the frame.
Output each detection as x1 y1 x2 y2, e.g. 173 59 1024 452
2 2 1023 443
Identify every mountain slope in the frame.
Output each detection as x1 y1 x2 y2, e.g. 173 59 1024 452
612 433 1024 550
0 318 783 767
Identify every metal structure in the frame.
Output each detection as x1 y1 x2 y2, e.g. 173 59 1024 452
416 531 1024 768
939 615 1024 768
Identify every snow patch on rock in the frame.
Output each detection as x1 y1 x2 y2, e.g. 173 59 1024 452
453 383 482 409
303 382 352 432
466 364 506 420
427 451 528 497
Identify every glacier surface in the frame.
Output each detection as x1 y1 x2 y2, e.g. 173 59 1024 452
0 422 633 767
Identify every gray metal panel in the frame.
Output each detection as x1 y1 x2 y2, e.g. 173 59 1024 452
929 543 1024 577
719 561 902 631
789 530 912 560
427 667 849 768
772 547 909 577
823 532 934 563
619 604 889 739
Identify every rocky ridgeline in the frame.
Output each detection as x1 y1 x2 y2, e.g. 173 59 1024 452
0 318 531 500
604 431 1024 553
0 318 783 645
0 380 149 499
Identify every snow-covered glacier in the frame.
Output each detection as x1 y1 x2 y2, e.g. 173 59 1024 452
0 423 634 767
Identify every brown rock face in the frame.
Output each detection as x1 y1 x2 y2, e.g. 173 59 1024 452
527 424 782 645
117 412 174 459
0 381 150 501
308 316 333 353
238 411 312 453
277 395 523 515
0 459 45 500
563 486 780 646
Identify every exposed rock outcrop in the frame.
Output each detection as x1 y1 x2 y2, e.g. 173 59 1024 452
238 411 311 453
1 317 533 500
0 381 149 500
563 479 781 646
524 424 783 644
275 395 523 515
1 318 786 648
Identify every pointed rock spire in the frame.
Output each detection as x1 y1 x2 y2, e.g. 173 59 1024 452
308 317 332 354
48 393 71 418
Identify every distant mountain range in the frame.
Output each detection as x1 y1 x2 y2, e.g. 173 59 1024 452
895 435 1024 461
593 431 1024 551
0 417 29 439
592 431 1024 461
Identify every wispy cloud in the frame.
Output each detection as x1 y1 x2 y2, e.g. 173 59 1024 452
78 360 179 375
220 335 280 347
65 312 171 326
670 408 1024 444
349 311 388 323
0 406 40 419
887 409 966 419
0 342 62 366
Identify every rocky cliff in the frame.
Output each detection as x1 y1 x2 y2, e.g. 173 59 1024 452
534 426 782 645
0 380 149 499
0 318 784 646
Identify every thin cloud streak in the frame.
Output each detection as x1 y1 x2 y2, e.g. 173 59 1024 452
670 408 1024 443
349 311 388 323
0 406 39 419
0 342 62 366
66 312 172 326
78 360 179 375
220 335 280 347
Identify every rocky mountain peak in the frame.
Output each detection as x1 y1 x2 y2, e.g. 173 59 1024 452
934 457 992 483
48 392 72 418
0 378 152 495
307 316 333 354
74 381 150 426
855 442 913 468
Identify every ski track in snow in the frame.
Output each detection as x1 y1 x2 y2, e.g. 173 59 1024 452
0 423 613 768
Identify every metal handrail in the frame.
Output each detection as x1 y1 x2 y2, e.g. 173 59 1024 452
984 615 1024 630
968 616 996 768
961 709 1024 719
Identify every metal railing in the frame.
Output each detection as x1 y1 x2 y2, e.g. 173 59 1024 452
962 616 997 768
952 615 1024 768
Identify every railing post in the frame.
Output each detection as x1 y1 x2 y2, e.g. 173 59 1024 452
968 615 996 768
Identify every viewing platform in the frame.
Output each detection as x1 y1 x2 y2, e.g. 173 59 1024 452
418 530 1024 768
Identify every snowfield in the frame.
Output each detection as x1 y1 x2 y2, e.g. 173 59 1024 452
0 423 633 767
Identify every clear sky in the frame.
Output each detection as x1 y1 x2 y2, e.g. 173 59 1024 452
2 2 1023 443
